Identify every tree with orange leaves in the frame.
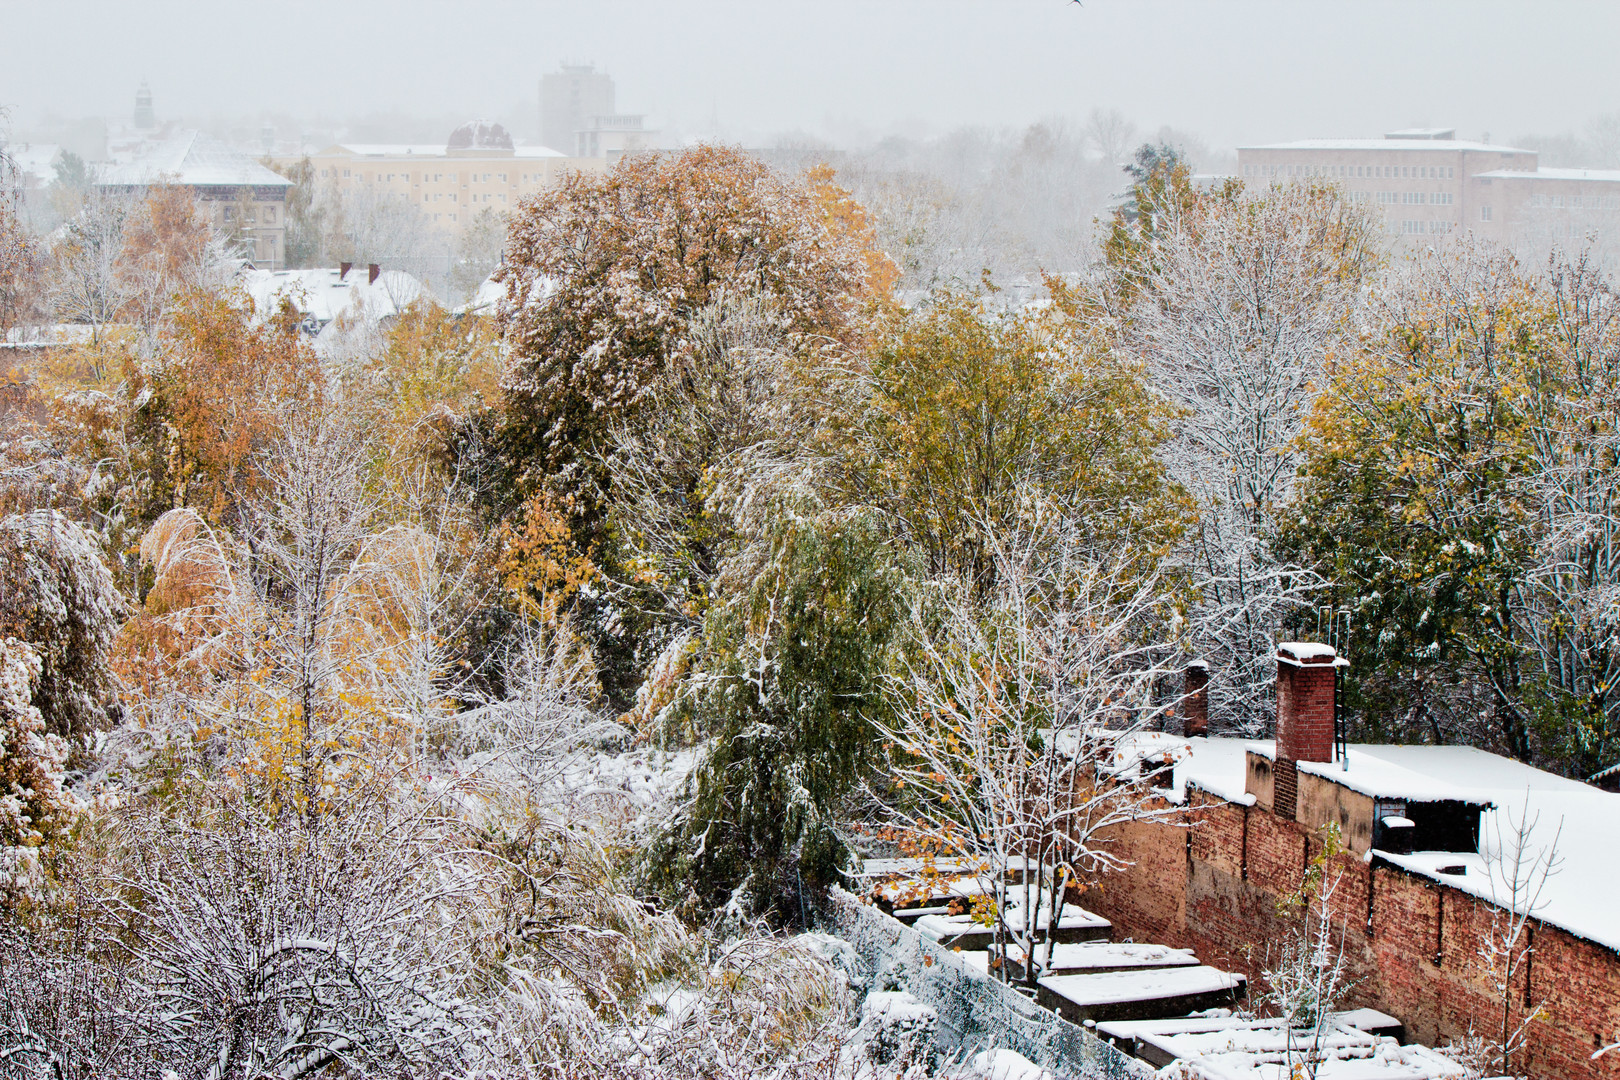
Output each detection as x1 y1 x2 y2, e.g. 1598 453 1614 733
117 184 230 336
131 290 323 525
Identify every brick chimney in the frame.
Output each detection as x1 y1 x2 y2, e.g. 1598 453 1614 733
1273 641 1342 819
1182 661 1209 738
340 261 353 280
368 263 381 285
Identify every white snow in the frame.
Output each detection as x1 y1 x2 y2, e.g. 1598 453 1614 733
1003 941 1199 974
240 266 427 329
1037 965 1244 1008
1172 737 1257 806
957 1048 1054 1080
1101 1016 1462 1079
1275 642 1342 666
915 901 1109 944
1175 738 1620 954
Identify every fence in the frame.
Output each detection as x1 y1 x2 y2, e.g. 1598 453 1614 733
827 886 1148 1079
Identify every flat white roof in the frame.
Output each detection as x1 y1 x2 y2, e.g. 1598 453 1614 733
328 142 567 160
1240 138 1533 155
332 143 448 157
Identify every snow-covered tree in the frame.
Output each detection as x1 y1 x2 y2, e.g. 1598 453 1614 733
877 501 1185 985
1260 825 1356 1078
0 636 79 895
0 509 124 740
494 144 874 509
1107 176 1380 732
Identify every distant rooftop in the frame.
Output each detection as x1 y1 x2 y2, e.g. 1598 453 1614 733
1239 137 1534 155
327 142 566 159
96 130 289 188
1383 127 1456 140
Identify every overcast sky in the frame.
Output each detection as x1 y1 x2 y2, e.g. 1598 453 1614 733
2 0 1616 151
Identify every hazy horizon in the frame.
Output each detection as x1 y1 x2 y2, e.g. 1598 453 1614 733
3 0 1618 157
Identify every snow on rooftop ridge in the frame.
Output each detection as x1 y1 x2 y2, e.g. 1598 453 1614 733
1239 137 1534 154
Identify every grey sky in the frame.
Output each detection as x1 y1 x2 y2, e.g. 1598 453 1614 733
2 0 1615 151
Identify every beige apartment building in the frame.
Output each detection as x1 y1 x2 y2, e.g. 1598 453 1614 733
1236 128 1620 251
303 120 602 231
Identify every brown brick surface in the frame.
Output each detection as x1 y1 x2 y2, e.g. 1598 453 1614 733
1085 799 1620 1080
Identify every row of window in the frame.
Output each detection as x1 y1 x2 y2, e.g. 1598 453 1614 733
221 205 278 224
1370 191 1455 205
1247 162 1457 181
420 192 508 205
1527 193 1620 210
1400 220 1456 234
324 167 547 184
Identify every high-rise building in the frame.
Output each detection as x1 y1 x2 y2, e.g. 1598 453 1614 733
539 64 657 161
540 64 615 155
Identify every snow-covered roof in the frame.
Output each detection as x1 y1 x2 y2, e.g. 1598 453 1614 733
323 142 566 160
1037 965 1243 1008
328 143 450 158
239 265 424 326
1473 167 1620 183
96 130 290 189
1177 738 1620 953
454 273 507 317
1239 138 1533 155
3 142 62 180
1098 1014 1465 1078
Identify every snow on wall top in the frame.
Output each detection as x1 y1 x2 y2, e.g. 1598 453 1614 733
1238 137 1534 155
1472 167 1620 182
1180 737 1620 955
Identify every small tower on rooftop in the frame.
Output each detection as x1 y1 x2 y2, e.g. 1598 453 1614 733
134 81 156 130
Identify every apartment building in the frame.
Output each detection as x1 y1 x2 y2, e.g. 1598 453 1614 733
1237 128 1537 241
304 120 600 230
1237 127 1620 254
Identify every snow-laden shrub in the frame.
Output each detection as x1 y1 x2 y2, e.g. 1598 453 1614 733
862 990 939 1070
0 637 80 894
0 509 124 740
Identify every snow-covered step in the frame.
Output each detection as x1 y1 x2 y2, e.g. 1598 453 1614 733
1034 965 1246 1025
913 904 1112 951
996 940 1199 980
1094 1014 1459 1077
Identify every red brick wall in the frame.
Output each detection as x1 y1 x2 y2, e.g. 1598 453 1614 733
1087 794 1620 1080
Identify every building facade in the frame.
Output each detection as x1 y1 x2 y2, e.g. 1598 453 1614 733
1237 128 1620 255
96 130 291 269
302 120 600 231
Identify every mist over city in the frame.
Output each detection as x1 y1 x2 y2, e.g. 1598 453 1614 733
2 4 1620 1079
